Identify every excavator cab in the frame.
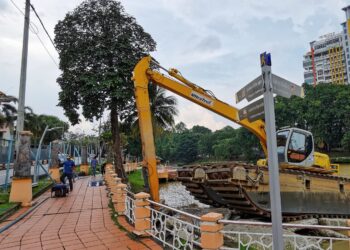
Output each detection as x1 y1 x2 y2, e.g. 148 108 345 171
277 128 314 168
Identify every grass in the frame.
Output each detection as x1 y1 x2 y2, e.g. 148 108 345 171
127 169 145 193
0 192 16 217
0 178 54 221
331 156 350 163
32 178 54 198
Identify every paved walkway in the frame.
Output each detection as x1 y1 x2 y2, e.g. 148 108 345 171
0 177 162 250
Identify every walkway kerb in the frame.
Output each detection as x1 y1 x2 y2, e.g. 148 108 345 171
134 192 151 236
113 176 122 185
113 183 127 215
200 212 224 250
110 175 120 190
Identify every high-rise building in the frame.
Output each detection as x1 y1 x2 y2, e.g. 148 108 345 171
303 6 350 85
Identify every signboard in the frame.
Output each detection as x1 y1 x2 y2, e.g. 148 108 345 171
272 74 304 99
236 74 304 104
260 52 272 67
235 76 263 103
238 98 265 122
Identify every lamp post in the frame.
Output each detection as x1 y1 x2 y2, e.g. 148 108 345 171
33 126 63 184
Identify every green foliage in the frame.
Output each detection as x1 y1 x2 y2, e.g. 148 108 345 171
128 169 144 193
275 83 350 152
153 122 262 164
173 132 198 164
341 131 350 151
54 0 156 124
55 0 157 177
25 114 68 145
0 99 17 128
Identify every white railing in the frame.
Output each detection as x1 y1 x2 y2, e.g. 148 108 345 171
120 188 350 250
124 194 135 225
220 231 350 250
145 203 201 250
219 220 350 250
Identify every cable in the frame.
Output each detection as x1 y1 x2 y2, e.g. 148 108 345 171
9 0 39 34
30 3 57 51
9 0 59 67
34 33 59 67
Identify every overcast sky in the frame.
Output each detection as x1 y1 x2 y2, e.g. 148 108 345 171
0 0 348 134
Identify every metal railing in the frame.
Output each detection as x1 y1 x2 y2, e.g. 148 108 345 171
124 194 135 225
220 231 350 250
122 189 201 249
220 220 350 250
121 189 350 250
146 199 201 250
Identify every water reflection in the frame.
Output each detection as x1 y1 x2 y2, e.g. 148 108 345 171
159 181 209 208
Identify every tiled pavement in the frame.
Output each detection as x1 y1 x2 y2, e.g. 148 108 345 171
0 177 162 250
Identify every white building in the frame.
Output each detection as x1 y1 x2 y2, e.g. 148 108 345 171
303 6 350 85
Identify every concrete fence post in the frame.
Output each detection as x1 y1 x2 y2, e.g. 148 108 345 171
105 171 115 188
133 192 151 236
109 173 117 188
113 183 127 215
200 212 224 250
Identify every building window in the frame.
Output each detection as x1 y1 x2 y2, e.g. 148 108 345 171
346 41 348 46
347 48 349 52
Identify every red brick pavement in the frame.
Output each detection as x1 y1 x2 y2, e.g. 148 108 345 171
0 177 162 250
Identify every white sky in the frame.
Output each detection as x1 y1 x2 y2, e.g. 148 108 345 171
0 0 348 134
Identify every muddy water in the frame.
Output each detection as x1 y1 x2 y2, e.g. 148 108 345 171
159 181 209 208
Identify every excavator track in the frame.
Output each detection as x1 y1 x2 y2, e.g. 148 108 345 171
177 161 350 221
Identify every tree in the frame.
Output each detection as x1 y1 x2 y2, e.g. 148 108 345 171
54 0 156 180
192 125 211 134
174 122 187 133
341 131 350 152
0 92 36 138
275 83 350 152
173 132 198 164
0 97 17 129
25 114 69 145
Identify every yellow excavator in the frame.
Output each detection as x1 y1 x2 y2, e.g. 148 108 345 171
132 56 347 218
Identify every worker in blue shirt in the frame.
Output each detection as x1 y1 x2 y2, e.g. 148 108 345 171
91 156 98 177
60 155 75 191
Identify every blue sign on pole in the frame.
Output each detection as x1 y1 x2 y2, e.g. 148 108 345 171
260 52 271 67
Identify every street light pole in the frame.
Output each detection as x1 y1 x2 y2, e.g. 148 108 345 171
16 0 30 146
33 126 63 184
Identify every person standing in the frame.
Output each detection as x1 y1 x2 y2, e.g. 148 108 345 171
91 156 98 177
60 155 75 191
101 162 106 175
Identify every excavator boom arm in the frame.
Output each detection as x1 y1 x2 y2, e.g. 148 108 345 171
132 56 267 201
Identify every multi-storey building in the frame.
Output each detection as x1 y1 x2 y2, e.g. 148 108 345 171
303 6 350 85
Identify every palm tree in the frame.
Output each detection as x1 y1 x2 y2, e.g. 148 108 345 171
0 92 37 140
148 84 178 131
0 92 18 128
123 84 178 133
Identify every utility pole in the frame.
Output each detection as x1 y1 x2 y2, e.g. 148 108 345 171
16 0 30 146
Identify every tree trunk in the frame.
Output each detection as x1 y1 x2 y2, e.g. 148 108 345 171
110 105 127 182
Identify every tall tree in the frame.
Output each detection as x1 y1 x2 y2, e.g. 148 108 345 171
124 84 178 134
54 0 156 179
